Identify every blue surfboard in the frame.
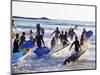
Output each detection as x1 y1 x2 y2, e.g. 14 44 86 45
63 50 86 65
20 40 34 49
86 31 93 39
34 47 50 57
12 51 24 64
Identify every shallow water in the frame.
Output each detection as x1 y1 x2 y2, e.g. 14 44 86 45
12 17 96 73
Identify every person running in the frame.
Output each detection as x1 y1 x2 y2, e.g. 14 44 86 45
51 27 61 42
51 37 56 49
13 33 20 53
34 32 45 48
19 32 26 46
80 34 85 46
59 31 64 43
68 27 72 37
69 36 80 52
63 31 70 46
82 28 87 37
69 28 76 40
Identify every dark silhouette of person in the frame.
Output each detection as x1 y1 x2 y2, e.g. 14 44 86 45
51 27 61 42
59 31 64 43
34 32 45 48
13 33 19 53
80 34 85 46
82 28 87 37
36 24 41 35
51 37 56 49
63 31 70 46
70 36 80 52
20 32 26 46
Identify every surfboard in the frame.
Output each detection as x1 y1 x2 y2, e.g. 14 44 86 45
20 40 34 49
86 31 93 39
63 50 86 65
12 51 24 64
34 47 50 57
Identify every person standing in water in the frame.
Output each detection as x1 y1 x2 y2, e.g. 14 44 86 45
59 31 64 43
20 32 26 46
80 34 85 46
51 37 56 49
51 27 61 42
34 31 45 48
29 30 34 41
13 33 20 53
63 31 70 46
70 36 80 52
12 20 16 38
36 24 41 35
82 28 87 37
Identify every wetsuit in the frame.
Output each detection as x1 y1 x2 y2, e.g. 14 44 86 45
34 35 44 48
20 35 26 46
51 30 60 42
13 39 19 53
70 40 80 52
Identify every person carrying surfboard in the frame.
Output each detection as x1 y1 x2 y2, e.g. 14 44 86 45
34 31 45 48
13 33 20 53
51 27 61 42
69 36 80 52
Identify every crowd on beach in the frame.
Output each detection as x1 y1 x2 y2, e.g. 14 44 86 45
12 20 89 54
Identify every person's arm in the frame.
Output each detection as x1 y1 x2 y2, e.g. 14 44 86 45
50 31 55 36
69 42 74 50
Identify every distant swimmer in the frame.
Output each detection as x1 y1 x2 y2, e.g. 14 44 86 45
51 27 61 42
74 25 78 30
19 32 26 46
51 37 56 49
13 33 19 53
70 36 80 52
34 32 45 48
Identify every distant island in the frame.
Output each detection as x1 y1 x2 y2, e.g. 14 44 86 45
12 16 50 20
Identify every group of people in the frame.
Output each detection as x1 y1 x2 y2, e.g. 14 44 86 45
13 23 45 53
12 20 87 54
50 26 87 52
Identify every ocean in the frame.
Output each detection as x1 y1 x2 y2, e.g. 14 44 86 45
12 17 96 73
